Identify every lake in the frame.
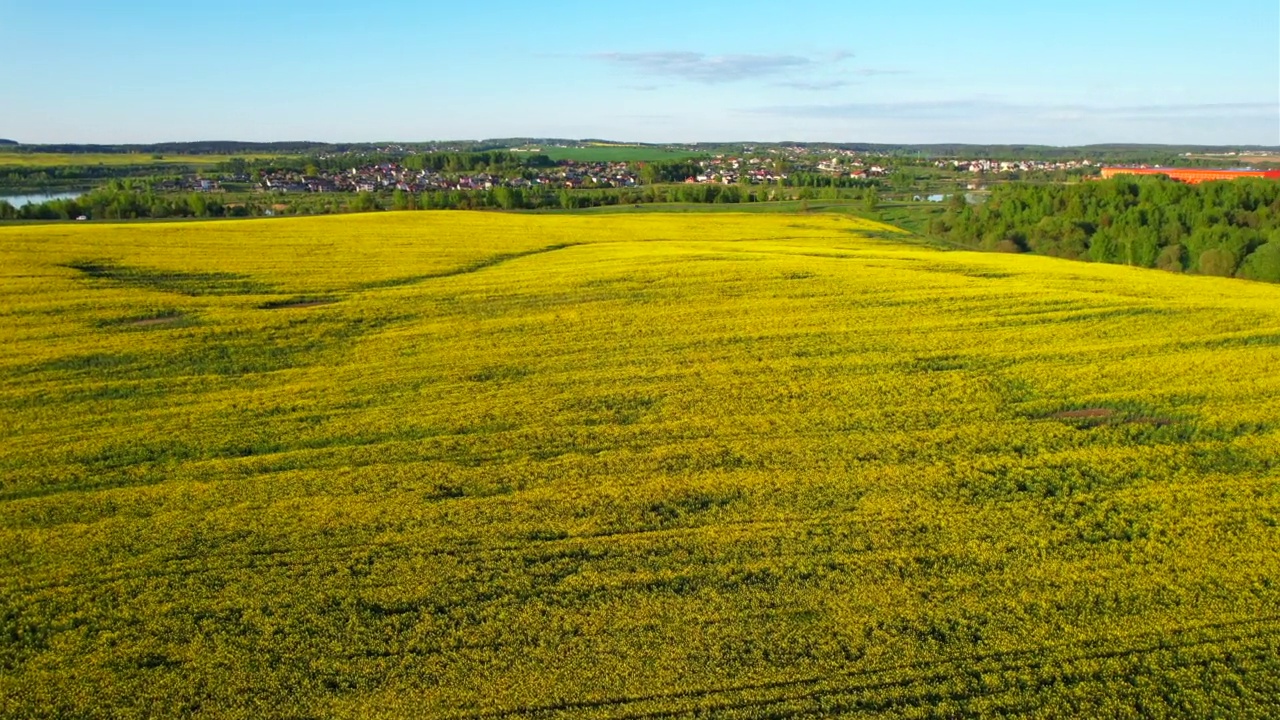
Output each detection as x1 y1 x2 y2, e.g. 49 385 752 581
1 191 85 208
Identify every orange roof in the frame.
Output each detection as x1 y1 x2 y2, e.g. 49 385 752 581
1100 167 1280 184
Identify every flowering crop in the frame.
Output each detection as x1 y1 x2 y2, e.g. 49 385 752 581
2 211 1279 718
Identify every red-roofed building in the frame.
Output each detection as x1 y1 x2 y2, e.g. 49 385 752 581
1100 167 1280 184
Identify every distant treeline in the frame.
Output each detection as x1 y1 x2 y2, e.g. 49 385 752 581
935 176 1280 282
4 140 551 156
0 182 255 220
413 182 872 210
228 151 558 175
1 181 879 221
2 165 161 191
231 154 714 177
7 141 374 155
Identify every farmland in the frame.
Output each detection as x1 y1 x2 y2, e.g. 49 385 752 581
2 211 1280 718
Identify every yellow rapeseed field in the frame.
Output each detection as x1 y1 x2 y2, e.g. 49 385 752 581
1 211 1279 718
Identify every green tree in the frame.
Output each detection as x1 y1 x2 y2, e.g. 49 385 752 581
862 188 879 213
1155 245 1185 272
492 186 516 210
1237 241 1280 282
350 192 380 212
1199 247 1239 277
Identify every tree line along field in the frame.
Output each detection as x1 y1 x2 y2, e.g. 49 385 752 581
1 212 1280 718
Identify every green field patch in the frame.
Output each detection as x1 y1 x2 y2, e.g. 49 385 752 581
58 315 400 383
584 486 747 538
0 439 195 499
1184 332 1280 350
642 489 744 528
423 476 516 501
985 305 1183 329
881 607 993 648
839 227 923 244
295 424 447 452
465 364 531 383
97 308 192 330
1186 442 1280 476
36 351 138 375
561 393 659 425
65 260 272 296
1052 498 1158 546
917 264 1017 279
1018 400 1229 449
1040 401 1184 429
161 320 374 377
909 353 978 373
576 274 665 303
522 527 572 542
84 442 199 473
258 295 341 310
960 458 1134 500
654 444 757 474
163 333 330 376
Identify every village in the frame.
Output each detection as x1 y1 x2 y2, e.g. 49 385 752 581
141 147 1110 199
244 150 892 195
254 160 638 194
937 158 1097 174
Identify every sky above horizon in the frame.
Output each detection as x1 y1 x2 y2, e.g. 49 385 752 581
2 0 1278 146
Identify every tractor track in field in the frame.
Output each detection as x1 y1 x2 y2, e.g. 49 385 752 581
356 242 583 291
447 616 1280 720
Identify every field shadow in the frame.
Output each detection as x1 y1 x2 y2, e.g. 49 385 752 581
65 260 273 296
357 243 581 291
258 296 341 310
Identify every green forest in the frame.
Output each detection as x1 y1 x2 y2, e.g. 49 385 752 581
936 176 1280 283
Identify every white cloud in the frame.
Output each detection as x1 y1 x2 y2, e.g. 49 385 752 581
593 51 815 83
774 79 856 91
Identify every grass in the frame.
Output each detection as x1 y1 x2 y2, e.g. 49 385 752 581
2 211 1280 717
872 200 948 234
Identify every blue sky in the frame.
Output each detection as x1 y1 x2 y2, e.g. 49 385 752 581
2 0 1277 145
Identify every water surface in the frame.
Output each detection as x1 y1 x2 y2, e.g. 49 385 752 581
0 191 85 208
